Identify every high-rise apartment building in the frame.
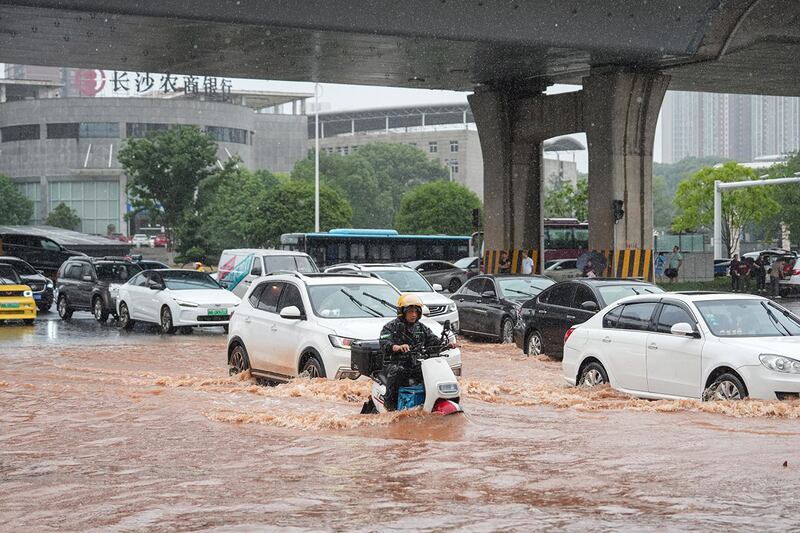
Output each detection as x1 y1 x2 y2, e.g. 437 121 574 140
660 91 800 163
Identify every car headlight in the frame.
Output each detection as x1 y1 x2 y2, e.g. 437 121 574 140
328 335 355 349
46 280 53 288
23 290 32 298
759 354 800 374
175 299 199 307
446 303 456 313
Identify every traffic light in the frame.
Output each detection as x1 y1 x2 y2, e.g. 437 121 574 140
472 208 481 229
612 199 624 222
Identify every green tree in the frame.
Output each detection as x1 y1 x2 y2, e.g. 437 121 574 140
761 152 800 247
292 151 393 227
118 125 217 242
258 181 352 246
46 202 81 230
395 181 482 235
653 174 675 230
543 178 588 221
0 175 33 225
672 162 780 257
355 143 449 222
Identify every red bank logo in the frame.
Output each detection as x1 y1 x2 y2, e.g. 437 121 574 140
74 69 107 96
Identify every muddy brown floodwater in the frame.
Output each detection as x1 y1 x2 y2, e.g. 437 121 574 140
2 321 800 531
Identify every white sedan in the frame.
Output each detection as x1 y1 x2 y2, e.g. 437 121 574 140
117 269 240 334
563 293 800 401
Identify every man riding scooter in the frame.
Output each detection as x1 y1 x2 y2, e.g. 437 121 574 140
378 293 452 410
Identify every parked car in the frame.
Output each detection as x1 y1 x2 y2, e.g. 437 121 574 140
563 292 800 401
405 260 468 293
131 234 151 247
217 248 319 298
226 272 461 382
453 275 555 343
514 279 664 358
153 233 169 247
713 259 731 277
323 263 459 329
0 256 54 311
56 257 143 323
543 259 582 282
117 269 241 334
0 264 36 325
0 232 85 279
453 256 481 278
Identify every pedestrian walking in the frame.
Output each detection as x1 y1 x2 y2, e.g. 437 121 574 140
665 246 683 283
771 256 785 298
729 254 741 292
521 250 534 275
739 257 752 293
753 256 766 293
654 252 667 283
498 251 511 275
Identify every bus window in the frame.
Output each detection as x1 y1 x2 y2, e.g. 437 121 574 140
574 228 589 249
394 243 416 262
545 227 574 249
350 243 366 261
367 243 391 261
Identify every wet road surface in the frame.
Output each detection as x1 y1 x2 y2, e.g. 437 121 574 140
2 309 800 530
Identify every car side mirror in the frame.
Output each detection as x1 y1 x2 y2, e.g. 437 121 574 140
670 322 698 337
82 275 93 282
581 300 599 312
279 305 303 319
481 291 496 299
432 283 443 292
149 284 164 291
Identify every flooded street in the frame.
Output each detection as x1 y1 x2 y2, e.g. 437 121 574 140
2 312 800 531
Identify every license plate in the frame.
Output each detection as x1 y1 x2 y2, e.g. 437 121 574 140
33 293 42 300
1 303 20 308
208 309 227 316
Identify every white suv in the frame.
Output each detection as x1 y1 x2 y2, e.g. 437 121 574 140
324 263 459 331
226 272 462 382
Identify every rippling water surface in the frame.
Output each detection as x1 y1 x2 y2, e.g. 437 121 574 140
2 317 799 530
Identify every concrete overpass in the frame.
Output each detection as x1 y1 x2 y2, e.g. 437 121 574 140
2 0 798 273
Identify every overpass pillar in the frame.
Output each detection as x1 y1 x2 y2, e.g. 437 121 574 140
583 69 669 274
468 85 547 273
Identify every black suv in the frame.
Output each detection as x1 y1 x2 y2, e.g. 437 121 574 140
0 256 54 311
56 257 142 322
0 232 85 279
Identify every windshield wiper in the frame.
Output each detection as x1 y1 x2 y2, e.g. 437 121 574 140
340 289 381 317
363 292 398 313
761 302 791 336
505 288 534 297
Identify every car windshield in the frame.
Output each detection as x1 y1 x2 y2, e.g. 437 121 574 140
453 257 475 269
498 277 554 298
0 260 37 276
597 284 664 304
695 299 800 337
373 270 432 292
308 284 399 319
160 271 221 290
0 264 21 284
95 262 142 282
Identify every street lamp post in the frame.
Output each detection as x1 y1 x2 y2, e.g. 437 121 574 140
314 83 321 233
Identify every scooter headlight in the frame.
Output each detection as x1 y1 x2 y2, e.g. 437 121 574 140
437 382 459 394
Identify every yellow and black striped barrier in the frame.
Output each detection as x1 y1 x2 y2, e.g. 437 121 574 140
482 250 540 274
481 248 653 281
601 249 653 281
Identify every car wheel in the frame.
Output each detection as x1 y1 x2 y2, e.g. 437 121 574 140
229 343 251 376
500 318 514 344
448 278 462 293
93 296 109 323
703 372 748 401
526 330 544 356
301 355 326 379
160 306 177 334
57 295 73 320
118 302 135 331
579 362 609 388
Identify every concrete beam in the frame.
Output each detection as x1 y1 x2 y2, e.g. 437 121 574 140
513 91 584 142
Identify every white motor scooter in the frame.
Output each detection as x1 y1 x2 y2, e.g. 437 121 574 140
352 321 462 415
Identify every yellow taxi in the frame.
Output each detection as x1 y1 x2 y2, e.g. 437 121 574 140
0 263 36 325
